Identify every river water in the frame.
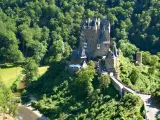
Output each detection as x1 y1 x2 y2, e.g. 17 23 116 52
17 105 47 120
17 106 39 120
16 78 48 120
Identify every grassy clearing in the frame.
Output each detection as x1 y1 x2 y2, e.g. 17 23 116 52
38 66 49 76
0 65 49 88
0 67 22 88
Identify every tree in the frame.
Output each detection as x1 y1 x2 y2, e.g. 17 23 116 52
85 9 94 18
157 114 160 120
51 39 65 59
129 68 139 85
119 40 139 60
142 51 151 65
87 60 95 68
98 74 110 90
148 66 156 75
117 93 143 119
0 80 18 116
23 58 38 84
107 13 117 25
76 66 96 96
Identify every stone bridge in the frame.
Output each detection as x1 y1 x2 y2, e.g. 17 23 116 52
102 72 160 120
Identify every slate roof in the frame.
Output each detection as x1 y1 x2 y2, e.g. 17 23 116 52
99 32 108 43
71 50 79 59
71 48 87 59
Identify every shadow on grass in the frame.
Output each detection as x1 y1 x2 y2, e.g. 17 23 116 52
0 64 19 69
0 62 25 69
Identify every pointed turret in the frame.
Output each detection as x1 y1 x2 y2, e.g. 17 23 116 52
79 48 87 59
113 42 118 57
93 19 98 32
97 18 100 27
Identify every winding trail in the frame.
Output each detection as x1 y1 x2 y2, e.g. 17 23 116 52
108 73 160 120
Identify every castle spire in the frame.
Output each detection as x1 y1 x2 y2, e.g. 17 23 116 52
113 42 118 57
93 19 97 32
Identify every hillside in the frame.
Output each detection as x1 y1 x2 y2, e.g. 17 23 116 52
27 62 144 119
0 0 160 119
1 0 160 64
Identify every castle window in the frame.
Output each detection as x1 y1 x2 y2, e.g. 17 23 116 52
97 44 100 49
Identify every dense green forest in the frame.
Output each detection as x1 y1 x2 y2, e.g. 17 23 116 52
27 62 144 119
1 0 160 64
1 0 160 119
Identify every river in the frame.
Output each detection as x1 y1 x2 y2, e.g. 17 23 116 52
16 75 49 120
17 105 48 120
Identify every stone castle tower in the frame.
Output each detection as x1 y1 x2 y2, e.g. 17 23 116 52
79 18 111 58
69 18 119 74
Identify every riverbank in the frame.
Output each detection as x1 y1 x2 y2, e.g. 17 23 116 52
17 94 49 120
17 104 49 120
0 113 14 120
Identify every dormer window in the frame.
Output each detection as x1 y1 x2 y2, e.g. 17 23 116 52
97 44 100 49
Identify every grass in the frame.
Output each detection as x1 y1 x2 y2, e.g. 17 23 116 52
0 65 49 88
0 67 22 88
38 66 49 76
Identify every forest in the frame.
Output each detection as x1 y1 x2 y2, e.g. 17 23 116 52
28 61 144 119
1 0 160 64
0 0 160 119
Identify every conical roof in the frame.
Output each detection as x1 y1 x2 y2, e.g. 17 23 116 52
79 48 87 58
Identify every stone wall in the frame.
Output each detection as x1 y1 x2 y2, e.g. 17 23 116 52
136 52 142 65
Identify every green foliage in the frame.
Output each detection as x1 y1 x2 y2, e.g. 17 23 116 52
0 12 24 63
75 65 96 97
87 60 96 68
25 61 144 119
119 40 139 60
2 0 160 119
11 74 22 92
157 114 160 120
1 0 160 65
148 66 156 75
23 58 38 84
152 88 160 104
98 74 111 90
0 81 18 116
120 54 160 93
116 93 144 120
142 51 159 66
129 68 139 85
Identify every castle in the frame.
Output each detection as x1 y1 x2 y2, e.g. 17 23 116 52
68 18 120 76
